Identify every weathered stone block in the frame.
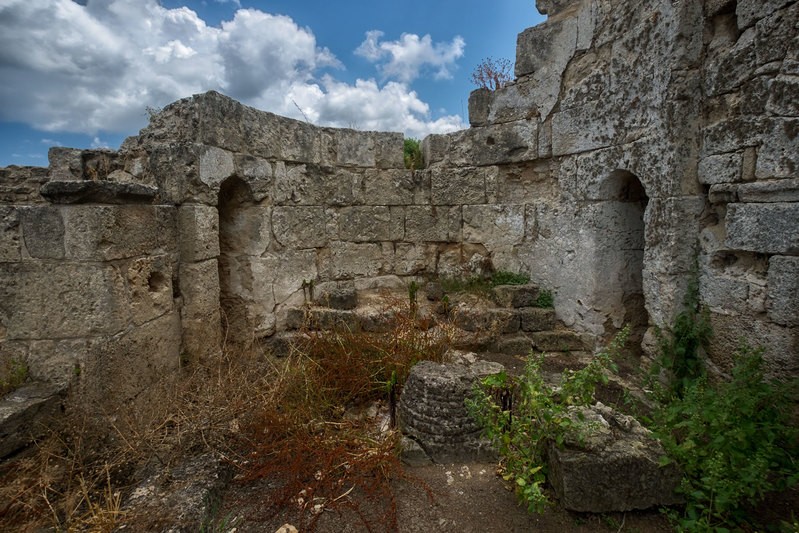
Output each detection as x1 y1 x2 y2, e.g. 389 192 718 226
520 308 556 332
738 179 799 202
552 105 616 156
47 147 83 180
492 284 540 308
220 205 271 255
0 262 130 339
274 163 355 206
0 383 66 458
767 256 799 326
357 169 417 205
335 129 376 167
698 152 743 185
530 330 586 352
516 16 577 78
405 206 461 242
233 154 273 202
338 206 398 242
699 269 750 313
179 204 220 262
468 88 491 127
308 309 361 332
398 359 503 461
547 403 682 512
198 146 234 188
708 183 739 204
63 205 177 261
272 206 328 248
737 0 793 30
257 250 318 305
430 168 486 205
19 206 64 259
463 205 525 247
179 259 220 320
317 286 358 310
702 118 765 155
126 255 175 326
39 180 158 204
329 242 386 279
26 338 87 386
393 243 435 275
756 119 799 179
726 202 799 254
454 308 520 334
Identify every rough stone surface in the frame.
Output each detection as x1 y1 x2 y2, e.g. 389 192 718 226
768 256 799 326
0 383 65 458
547 403 682 512
726 203 799 254
398 358 503 462
40 180 158 204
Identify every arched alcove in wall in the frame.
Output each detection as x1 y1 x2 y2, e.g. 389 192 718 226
217 176 257 345
592 169 649 342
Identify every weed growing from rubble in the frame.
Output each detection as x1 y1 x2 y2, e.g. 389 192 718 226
467 326 629 513
440 270 531 296
0 357 29 395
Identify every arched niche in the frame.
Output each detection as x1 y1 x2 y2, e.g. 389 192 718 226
592 170 649 342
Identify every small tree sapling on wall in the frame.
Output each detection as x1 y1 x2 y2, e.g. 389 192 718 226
470 57 514 91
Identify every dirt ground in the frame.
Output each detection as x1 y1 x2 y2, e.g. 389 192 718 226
218 460 673 533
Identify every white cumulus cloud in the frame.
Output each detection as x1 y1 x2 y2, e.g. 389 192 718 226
0 0 463 140
355 30 465 83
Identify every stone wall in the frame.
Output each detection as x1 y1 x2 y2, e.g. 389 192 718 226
0 0 797 406
432 0 798 376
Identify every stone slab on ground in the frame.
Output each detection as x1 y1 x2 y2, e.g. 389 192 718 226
0 382 65 458
547 402 682 512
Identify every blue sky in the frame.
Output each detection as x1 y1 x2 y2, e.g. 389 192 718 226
0 0 544 167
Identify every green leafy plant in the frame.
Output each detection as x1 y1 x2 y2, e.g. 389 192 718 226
534 289 554 309
651 344 799 532
1 358 29 395
403 138 423 170
467 326 629 513
651 276 711 399
439 271 530 296
490 271 530 286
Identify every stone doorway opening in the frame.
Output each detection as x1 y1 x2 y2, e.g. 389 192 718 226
217 176 257 345
594 170 649 342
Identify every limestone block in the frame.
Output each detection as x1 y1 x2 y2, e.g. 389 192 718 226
273 163 355 206
126 255 174 326
767 255 799 326
547 403 682 512
179 259 220 320
552 105 616 156
755 119 799 179
737 0 793 30
329 241 386 279
492 161 554 205
467 122 539 167
1 262 130 339
463 205 525 248
518 17 579 118
697 152 743 185
398 359 503 461
335 129 375 167
530 330 587 351
738 179 799 202
702 118 765 155
704 27 756 97
373 132 406 169
307 309 361 332
405 206 461 242
492 285 540 309
766 75 799 117
198 146 234 188
82 311 181 407
0 383 66 458
726 202 799 254
316 286 358 310
278 120 323 164
47 147 83 180
272 206 328 248
421 134 452 167
26 338 87 386
755 3 799 66
39 180 159 205
233 154 273 202
357 169 417 205
644 197 705 274
699 269 750 314
430 168 486 205
520 308 557 332
393 243 435 275
179 204 220 262
63 205 177 261
0 166 48 203
18 206 64 260
468 88 491 127
708 313 798 378
454 308 520 334
338 206 399 242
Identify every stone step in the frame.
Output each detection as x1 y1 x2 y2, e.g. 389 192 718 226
1 382 66 459
491 284 541 308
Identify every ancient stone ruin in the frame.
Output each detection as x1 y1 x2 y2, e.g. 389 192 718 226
1 0 797 466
